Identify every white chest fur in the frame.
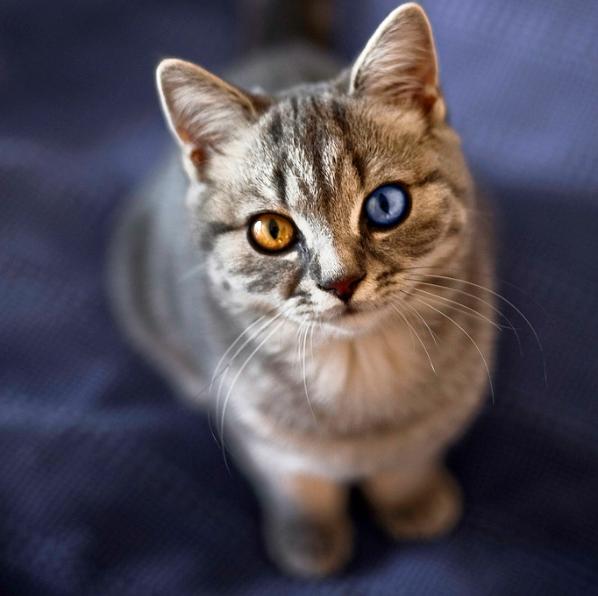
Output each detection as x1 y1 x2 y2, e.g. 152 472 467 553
307 323 418 423
225 308 487 480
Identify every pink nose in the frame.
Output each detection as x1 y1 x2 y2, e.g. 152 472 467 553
318 275 364 303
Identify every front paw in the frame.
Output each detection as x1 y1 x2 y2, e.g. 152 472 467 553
374 468 463 541
264 514 353 578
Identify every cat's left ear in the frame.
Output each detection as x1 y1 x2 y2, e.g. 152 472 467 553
349 3 444 120
157 59 268 179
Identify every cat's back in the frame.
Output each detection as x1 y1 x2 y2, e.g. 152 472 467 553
107 154 210 397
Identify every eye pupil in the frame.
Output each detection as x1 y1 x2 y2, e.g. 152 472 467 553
378 193 390 214
268 218 280 239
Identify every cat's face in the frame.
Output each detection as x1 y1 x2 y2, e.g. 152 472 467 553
158 4 473 335
196 97 470 335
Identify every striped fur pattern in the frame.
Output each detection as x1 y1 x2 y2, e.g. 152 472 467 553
110 3 497 577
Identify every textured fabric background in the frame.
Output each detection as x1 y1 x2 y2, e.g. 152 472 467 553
1 1 597 594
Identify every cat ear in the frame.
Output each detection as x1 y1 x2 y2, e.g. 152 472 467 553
156 59 267 178
349 3 443 118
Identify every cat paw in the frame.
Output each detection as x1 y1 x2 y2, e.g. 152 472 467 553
264 514 353 578
374 469 463 541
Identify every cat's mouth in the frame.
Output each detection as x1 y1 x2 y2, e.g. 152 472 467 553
322 302 377 325
324 303 359 319
339 304 358 316
313 303 385 336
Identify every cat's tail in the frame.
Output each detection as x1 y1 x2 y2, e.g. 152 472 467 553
238 0 333 52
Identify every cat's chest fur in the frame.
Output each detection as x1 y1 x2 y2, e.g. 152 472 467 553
312 328 413 409
233 318 430 436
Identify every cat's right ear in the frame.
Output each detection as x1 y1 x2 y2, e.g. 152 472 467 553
156 59 268 180
349 4 444 120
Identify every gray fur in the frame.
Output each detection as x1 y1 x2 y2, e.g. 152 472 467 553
108 3 496 577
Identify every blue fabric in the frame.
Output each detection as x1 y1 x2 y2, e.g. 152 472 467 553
1 1 597 594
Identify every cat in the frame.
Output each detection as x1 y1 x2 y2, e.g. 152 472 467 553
109 2 497 578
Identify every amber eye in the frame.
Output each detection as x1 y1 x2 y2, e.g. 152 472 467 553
249 213 295 253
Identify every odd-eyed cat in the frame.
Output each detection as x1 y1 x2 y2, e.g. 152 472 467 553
109 3 496 577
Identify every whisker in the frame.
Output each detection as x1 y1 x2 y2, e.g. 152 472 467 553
401 295 439 346
405 276 518 339
390 299 417 350
410 285 504 333
214 307 295 468
406 271 545 382
400 264 550 317
294 321 303 370
210 314 268 391
302 322 317 421
389 302 437 375
407 291 495 402
218 317 286 447
215 309 289 411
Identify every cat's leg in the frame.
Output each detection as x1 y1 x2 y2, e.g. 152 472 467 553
362 462 462 540
256 470 352 577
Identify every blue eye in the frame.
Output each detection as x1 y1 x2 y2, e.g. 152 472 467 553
364 183 410 228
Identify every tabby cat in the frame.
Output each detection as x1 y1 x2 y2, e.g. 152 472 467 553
109 3 497 577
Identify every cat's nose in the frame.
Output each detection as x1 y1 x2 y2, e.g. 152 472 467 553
318 274 365 303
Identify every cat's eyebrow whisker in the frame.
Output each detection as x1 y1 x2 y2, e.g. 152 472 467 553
389 302 437 375
407 291 495 403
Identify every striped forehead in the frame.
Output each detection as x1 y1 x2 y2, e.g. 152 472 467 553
257 96 366 217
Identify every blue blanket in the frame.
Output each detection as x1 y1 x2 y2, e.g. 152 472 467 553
1 1 597 594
